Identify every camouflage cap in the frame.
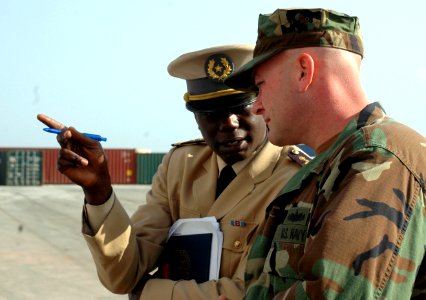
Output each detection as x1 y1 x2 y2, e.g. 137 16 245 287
225 8 364 91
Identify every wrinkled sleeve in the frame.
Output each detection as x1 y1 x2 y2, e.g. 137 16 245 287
85 193 115 232
140 277 244 300
82 151 174 294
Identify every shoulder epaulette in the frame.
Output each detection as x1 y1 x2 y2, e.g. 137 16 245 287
171 138 207 148
287 146 312 167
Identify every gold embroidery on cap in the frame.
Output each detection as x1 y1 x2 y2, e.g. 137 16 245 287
205 54 234 82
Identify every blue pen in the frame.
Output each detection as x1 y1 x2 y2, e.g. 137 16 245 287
43 128 107 142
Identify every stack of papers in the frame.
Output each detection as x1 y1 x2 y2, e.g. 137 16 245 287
162 216 223 282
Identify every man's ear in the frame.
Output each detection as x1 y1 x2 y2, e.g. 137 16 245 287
297 53 314 92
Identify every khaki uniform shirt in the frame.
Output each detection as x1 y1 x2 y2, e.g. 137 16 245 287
82 141 307 300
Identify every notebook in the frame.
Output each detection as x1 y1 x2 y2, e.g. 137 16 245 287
159 217 223 283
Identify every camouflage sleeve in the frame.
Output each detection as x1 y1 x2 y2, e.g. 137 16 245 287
274 148 426 299
244 145 426 300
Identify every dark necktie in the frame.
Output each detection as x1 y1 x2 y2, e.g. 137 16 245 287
215 165 236 198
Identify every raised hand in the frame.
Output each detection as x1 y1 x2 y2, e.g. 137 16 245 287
37 114 112 205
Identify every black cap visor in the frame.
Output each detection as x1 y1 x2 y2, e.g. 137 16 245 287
186 93 257 113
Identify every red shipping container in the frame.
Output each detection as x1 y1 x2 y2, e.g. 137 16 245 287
42 148 136 184
104 149 136 184
0 148 137 184
42 148 72 184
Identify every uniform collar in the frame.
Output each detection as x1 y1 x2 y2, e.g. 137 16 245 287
279 102 386 194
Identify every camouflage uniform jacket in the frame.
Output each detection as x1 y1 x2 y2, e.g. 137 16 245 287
244 102 426 299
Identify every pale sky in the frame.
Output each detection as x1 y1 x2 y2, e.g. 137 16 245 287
1 0 425 152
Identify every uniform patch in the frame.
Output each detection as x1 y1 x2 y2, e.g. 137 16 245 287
275 224 308 244
273 207 310 244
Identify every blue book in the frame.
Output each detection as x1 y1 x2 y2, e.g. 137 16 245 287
160 233 213 283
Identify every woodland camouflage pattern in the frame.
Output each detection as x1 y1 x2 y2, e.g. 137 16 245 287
244 102 426 299
254 8 364 58
226 8 364 92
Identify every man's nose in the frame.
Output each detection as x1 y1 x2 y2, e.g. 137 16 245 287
228 114 239 127
220 113 239 130
252 97 263 115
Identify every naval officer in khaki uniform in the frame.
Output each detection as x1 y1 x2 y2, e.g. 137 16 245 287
37 44 310 300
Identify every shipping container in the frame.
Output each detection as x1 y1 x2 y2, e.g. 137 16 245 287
0 150 42 185
0 148 155 185
0 147 70 184
42 148 136 184
105 149 136 184
41 148 72 184
136 153 166 184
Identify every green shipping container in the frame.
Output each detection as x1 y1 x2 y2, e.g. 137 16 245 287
136 153 166 184
0 150 42 185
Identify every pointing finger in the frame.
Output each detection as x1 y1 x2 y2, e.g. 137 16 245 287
37 113 67 130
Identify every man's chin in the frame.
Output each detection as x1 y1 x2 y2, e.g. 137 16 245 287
218 147 249 164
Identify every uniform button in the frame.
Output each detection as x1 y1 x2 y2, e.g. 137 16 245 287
234 240 242 249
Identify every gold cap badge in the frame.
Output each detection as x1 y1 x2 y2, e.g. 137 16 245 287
204 54 234 82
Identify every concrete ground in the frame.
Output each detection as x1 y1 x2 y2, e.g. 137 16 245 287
0 184 151 300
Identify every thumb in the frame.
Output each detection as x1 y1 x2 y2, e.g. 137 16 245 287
67 126 100 146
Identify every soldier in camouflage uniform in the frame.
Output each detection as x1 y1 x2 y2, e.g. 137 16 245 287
224 8 426 299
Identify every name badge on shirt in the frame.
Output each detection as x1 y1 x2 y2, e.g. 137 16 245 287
273 207 311 245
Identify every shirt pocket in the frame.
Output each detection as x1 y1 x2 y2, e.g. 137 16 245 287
221 221 258 253
265 207 310 280
268 239 305 279
220 221 259 276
